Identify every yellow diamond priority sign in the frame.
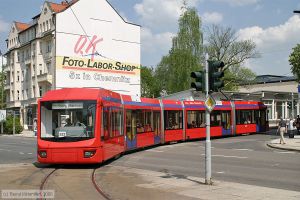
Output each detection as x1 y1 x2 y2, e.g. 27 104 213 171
205 95 216 113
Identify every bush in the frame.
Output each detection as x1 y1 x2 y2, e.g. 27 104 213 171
3 116 23 134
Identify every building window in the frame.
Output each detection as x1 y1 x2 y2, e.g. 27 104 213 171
17 90 20 100
32 43 36 56
46 41 51 53
39 42 42 54
17 71 20 82
32 64 35 76
11 90 14 101
26 89 28 99
21 70 24 82
32 86 36 98
22 90 24 100
17 51 19 62
46 21 49 31
43 22 45 32
46 62 51 73
39 86 42 97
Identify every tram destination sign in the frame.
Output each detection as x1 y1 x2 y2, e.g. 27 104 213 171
52 102 83 110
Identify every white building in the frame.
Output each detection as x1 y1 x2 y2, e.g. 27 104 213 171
4 0 141 130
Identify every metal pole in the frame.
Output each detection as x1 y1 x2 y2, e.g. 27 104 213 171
205 53 212 185
292 93 294 118
13 111 15 135
1 52 3 134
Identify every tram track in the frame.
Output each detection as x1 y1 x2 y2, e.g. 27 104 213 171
92 167 112 200
39 168 58 200
37 165 111 200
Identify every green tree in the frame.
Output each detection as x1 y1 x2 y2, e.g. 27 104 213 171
289 44 300 81
223 65 256 91
4 116 23 134
141 66 158 98
155 6 204 94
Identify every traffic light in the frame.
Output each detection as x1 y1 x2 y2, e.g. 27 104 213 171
208 60 225 92
191 71 205 92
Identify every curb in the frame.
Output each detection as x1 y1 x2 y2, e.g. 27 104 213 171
266 142 300 152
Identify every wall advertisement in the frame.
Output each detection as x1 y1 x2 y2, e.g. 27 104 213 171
55 0 141 96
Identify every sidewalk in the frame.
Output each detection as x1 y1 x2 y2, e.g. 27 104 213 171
267 135 300 152
0 130 36 138
96 165 300 200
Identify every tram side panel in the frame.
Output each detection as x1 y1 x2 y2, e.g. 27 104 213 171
162 100 184 142
101 93 125 161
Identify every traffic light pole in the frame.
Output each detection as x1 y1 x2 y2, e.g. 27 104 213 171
205 53 212 185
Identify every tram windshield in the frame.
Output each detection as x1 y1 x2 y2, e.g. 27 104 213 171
40 100 96 142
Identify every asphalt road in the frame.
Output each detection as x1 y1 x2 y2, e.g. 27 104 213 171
111 133 300 192
0 136 36 164
0 132 299 192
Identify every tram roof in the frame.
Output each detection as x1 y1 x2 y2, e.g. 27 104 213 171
40 88 103 101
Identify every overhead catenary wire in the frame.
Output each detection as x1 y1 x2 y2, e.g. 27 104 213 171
65 0 113 61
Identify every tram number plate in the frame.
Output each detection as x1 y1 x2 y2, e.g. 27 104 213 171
58 131 67 138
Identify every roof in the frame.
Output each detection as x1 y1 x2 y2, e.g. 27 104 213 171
254 75 297 84
15 22 30 32
48 2 68 13
48 0 79 13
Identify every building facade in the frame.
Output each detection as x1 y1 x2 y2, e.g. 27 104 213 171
4 0 141 130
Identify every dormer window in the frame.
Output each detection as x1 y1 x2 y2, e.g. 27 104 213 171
44 7 48 14
12 27 15 33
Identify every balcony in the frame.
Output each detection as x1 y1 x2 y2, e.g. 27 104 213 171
37 74 52 84
6 101 21 108
25 58 31 65
4 83 10 90
3 65 10 73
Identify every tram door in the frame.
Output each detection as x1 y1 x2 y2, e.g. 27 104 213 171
126 110 137 150
153 111 161 144
255 110 267 132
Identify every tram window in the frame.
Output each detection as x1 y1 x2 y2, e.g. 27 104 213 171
187 110 205 129
153 111 161 135
221 111 231 129
102 106 123 139
110 107 123 137
126 110 136 139
40 101 96 141
236 110 255 125
164 110 183 130
103 107 109 139
210 111 221 127
136 110 153 133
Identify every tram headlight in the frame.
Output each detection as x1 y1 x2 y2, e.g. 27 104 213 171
39 151 47 158
84 150 96 158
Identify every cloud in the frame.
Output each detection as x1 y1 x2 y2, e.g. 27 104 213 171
212 0 260 6
0 18 9 33
237 15 300 75
134 0 201 32
202 12 223 24
141 28 175 66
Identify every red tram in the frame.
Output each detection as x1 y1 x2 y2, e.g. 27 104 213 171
37 88 268 164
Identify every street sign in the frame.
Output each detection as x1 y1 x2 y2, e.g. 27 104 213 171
204 95 216 113
0 110 6 122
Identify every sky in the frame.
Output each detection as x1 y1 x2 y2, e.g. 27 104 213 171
0 0 300 76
